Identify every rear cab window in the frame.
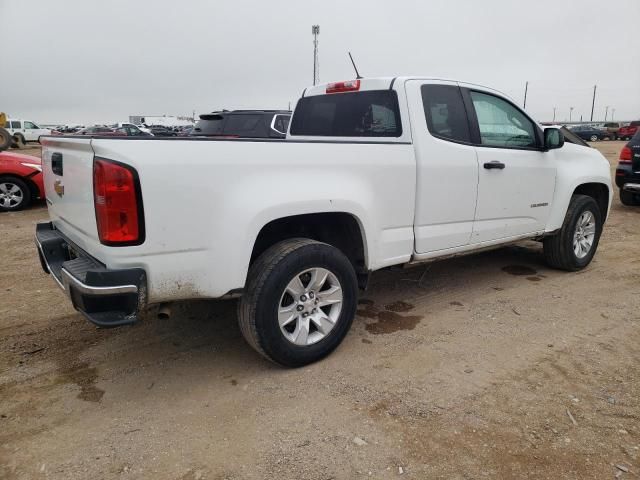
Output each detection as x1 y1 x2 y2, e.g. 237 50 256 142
290 90 402 137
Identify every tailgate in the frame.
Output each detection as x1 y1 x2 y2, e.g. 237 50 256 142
41 137 99 250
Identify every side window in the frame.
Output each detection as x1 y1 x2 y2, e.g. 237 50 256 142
469 91 537 148
11 121 21 129
272 115 290 134
421 84 470 143
24 121 38 129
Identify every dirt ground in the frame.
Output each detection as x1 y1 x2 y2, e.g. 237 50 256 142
1 142 638 479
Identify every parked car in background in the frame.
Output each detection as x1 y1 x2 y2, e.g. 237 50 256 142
602 122 622 139
618 121 640 140
0 150 43 211
553 126 590 147
615 130 640 206
191 110 292 139
4 119 51 144
570 125 613 141
147 125 177 137
114 126 153 137
75 126 126 136
37 76 611 367
178 126 194 136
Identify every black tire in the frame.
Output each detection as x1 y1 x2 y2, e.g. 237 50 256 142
543 195 602 271
0 176 32 212
589 134 598 142
238 238 358 367
12 134 26 149
620 189 640 206
0 128 10 151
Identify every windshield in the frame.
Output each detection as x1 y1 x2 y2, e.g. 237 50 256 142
290 90 402 137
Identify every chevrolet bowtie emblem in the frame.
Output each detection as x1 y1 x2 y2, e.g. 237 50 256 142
54 179 65 197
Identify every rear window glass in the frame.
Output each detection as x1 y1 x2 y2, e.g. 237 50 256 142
223 114 263 134
193 115 224 135
290 90 402 137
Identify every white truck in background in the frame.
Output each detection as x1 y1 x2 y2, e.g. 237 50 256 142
36 77 611 367
4 119 51 144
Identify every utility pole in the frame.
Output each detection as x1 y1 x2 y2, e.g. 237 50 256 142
590 84 597 121
312 25 320 86
604 105 609 122
611 108 615 121
569 106 574 122
523 81 528 109
552 107 556 122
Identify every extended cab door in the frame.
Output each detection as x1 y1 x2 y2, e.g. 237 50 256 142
462 88 557 243
405 80 479 253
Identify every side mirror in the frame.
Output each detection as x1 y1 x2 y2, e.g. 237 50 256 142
544 128 564 150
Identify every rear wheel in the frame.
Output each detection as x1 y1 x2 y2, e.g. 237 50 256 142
620 189 640 206
0 128 11 151
0 177 31 212
543 194 602 271
238 238 358 367
11 134 26 149
589 134 598 142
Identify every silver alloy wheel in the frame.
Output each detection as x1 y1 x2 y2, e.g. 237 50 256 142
278 267 343 346
0 182 24 209
573 210 596 259
590 135 598 142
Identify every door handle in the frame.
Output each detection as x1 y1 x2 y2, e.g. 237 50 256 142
483 161 505 170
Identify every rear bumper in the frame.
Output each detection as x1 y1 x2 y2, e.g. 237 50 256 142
623 183 640 193
35 222 146 327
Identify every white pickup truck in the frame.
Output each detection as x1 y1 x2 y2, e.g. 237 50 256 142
36 77 612 367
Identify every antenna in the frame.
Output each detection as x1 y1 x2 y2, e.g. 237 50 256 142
348 52 362 79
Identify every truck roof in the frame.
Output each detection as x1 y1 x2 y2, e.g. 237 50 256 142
302 76 513 103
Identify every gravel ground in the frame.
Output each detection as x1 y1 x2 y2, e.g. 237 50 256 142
0 141 638 479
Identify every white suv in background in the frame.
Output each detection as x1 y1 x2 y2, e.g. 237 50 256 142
4 119 51 144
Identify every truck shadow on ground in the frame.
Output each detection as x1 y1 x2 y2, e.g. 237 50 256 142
7 241 555 410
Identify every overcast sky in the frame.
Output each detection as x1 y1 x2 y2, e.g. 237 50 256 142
1 0 639 125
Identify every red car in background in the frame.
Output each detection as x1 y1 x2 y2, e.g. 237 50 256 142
0 151 44 212
618 121 640 140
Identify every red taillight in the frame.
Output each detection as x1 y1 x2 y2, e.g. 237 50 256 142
326 79 360 94
619 146 632 163
93 158 143 245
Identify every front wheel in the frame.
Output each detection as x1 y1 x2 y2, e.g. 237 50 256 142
238 238 358 367
589 134 598 142
0 177 31 212
543 194 602 271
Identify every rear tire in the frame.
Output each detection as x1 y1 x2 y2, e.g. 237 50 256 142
238 238 358 367
543 194 602 271
0 177 31 212
620 189 640 206
0 128 11 151
11 134 26 149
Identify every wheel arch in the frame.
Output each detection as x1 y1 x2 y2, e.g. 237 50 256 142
249 211 370 288
572 182 610 220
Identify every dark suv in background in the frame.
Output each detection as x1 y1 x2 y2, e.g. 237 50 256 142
191 110 291 139
616 130 640 206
